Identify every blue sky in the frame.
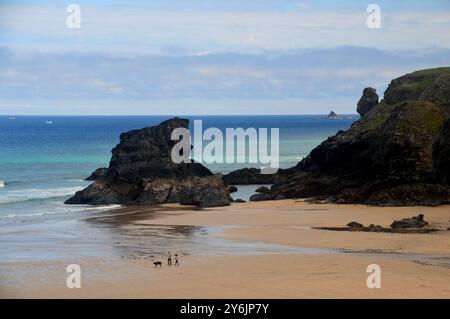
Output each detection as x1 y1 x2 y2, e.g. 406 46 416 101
1 1 450 115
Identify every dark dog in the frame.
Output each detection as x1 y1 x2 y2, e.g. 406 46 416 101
153 261 162 268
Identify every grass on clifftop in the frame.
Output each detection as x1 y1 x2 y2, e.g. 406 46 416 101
409 67 450 77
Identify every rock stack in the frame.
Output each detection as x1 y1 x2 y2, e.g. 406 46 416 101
66 118 231 207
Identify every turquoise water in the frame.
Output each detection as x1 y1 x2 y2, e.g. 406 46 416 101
0 115 356 262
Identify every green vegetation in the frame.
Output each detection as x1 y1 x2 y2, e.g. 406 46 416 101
409 67 450 77
386 67 450 104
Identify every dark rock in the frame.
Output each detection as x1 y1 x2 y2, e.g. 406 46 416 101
255 186 271 193
166 175 230 207
390 214 428 229
65 181 125 205
357 87 378 117
234 199 246 203
326 195 338 203
250 193 274 201
85 167 108 181
228 185 238 193
66 118 230 208
263 67 450 206
347 221 364 229
368 224 384 232
106 117 212 184
223 167 288 185
328 111 338 119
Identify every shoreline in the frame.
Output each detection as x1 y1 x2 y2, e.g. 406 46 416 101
1 199 450 298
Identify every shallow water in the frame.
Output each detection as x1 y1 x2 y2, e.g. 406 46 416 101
230 184 272 202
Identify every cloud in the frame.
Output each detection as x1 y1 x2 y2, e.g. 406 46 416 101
1 1 449 114
1 45 450 114
1 3 450 54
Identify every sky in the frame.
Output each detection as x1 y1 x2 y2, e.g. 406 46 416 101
1 0 450 115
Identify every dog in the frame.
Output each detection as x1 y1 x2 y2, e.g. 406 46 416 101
153 261 162 268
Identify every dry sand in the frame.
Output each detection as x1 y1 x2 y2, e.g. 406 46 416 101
2 200 450 298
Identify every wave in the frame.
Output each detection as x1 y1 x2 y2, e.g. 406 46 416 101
0 186 83 205
0 180 26 187
0 204 121 220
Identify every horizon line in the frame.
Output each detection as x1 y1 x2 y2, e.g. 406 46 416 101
1 113 360 117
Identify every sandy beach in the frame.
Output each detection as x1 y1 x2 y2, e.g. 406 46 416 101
1 199 450 298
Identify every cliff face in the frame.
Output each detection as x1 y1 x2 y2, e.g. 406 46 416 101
66 118 231 207
265 67 450 205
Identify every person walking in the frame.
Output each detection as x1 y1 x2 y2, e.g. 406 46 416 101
167 252 172 266
174 253 179 266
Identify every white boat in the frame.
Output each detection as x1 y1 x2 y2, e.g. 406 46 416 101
45 121 53 124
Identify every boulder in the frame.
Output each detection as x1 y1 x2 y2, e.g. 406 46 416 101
250 193 274 202
255 186 271 193
228 185 238 193
347 221 364 229
390 214 428 229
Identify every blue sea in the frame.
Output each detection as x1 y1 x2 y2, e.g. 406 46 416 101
0 115 356 263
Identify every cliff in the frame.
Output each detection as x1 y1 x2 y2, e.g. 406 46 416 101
259 67 450 205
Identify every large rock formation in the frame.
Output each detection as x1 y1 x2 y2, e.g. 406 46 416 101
66 118 231 207
258 67 450 206
105 117 212 183
357 87 378 117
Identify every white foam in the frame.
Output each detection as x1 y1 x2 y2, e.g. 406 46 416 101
0 204 122 219
0 186 84 204
0 181 4 188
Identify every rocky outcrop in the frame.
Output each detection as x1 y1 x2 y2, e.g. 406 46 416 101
228 185 238 193
390 214 428 229
85 167 108 181
257 67 450 206
249 192 274 202
319 214 437 233
105 117 212 184
347 221 364 229
357 87 378 117
328 111 339 119
136 175 230 207
66 118 230 207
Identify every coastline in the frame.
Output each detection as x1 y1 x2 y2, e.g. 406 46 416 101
2 199 449 298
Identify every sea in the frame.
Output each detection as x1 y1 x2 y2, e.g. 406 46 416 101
0 115 356 263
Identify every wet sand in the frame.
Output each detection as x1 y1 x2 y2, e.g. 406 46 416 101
1 200 450 298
